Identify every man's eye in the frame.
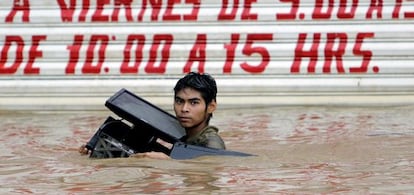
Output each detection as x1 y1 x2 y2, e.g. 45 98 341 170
175 98 183 104
190 100 199 105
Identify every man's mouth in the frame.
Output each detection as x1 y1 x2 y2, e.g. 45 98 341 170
178 116 191 122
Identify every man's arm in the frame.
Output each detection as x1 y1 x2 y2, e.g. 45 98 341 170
129 152 170 160
129 138 173 160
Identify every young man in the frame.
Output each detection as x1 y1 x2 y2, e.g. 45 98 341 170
79 72 225 159
172 72 225 149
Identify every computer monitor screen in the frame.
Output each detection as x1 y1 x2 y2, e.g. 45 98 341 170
105 88 186 142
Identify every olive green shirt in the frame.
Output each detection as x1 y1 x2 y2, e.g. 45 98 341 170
183 126 226 150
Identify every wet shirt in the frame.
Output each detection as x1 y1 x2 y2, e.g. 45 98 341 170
182 126 226 150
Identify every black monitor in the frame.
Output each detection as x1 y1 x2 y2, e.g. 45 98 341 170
105 88 186 143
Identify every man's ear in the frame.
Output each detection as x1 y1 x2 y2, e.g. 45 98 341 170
207 100 217 114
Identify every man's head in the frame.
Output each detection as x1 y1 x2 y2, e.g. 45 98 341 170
173 72 217 132
174 72 217 104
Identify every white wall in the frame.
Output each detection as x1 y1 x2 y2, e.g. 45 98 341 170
1 1 414 110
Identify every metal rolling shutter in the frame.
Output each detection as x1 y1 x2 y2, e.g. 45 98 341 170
1 1 413 110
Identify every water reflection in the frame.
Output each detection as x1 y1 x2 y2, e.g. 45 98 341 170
0 106 413 194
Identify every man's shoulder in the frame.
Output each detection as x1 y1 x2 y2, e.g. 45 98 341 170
202 125 219 134
200 126 226 149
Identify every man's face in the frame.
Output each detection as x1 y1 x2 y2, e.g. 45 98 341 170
174 87 215 130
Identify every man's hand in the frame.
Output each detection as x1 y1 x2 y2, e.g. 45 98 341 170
79 145 90 155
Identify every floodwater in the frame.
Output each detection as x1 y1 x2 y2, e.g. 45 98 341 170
0 105 413 194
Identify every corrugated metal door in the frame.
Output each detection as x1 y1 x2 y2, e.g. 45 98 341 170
1 0 413 110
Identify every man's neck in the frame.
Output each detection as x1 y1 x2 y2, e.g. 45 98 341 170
185 122 208 138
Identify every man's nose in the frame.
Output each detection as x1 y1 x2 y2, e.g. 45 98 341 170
181 102 190 112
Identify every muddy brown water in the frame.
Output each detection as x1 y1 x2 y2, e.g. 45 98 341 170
0 105 413 194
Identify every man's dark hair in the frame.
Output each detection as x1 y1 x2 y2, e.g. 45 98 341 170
174 72 217 105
